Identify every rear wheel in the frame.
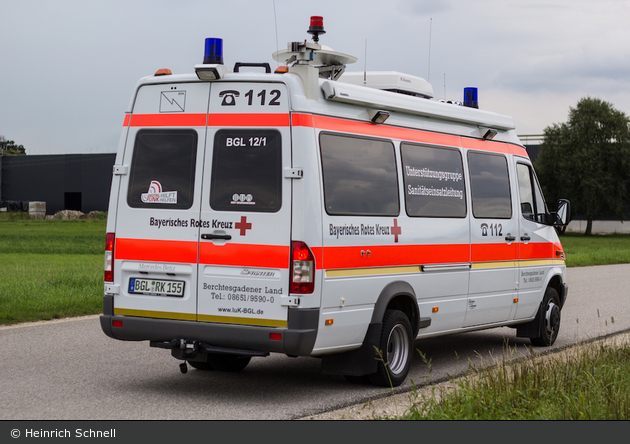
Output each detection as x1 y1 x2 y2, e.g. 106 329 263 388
207 354 251 372
369 309 413 387
530 287 561 346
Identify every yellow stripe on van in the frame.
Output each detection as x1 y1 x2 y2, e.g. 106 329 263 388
197 314 287 328
519 259 566 267
113 308 196 321
472 259 565 270
325 265 422 278
471 261 518 270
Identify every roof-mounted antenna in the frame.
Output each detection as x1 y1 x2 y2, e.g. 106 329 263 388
364 38 367 86
427 18 432 83
273 0 279 67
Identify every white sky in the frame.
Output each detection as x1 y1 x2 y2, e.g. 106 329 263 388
1 0 629 154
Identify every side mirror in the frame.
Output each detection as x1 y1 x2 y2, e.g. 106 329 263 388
553 199 571 227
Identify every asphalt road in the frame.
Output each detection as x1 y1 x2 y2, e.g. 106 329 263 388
1 264 629 420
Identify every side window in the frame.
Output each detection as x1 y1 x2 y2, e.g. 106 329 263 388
468 152 512 219
210 129 282 213
320 133 399 216
127 129 197 209
517 163 548 223
401 143 466 217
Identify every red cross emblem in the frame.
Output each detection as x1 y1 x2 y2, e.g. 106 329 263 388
391 218 402 243
235 216 252 236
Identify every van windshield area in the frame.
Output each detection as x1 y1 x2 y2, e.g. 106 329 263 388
210 130 282 213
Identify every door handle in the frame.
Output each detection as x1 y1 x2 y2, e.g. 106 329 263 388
505 235 516 242
201 234 232 241
521 235 531 242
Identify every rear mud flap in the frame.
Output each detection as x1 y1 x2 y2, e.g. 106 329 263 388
320 322 382 376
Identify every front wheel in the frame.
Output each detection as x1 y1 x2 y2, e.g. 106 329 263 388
530 287 561 346
369 309 414 387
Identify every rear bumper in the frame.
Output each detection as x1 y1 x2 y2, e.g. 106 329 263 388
100 296 319 356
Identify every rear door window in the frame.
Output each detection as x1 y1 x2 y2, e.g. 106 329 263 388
210 129 282 212
127 129 198 209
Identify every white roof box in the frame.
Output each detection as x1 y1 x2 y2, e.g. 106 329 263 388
337 71 434 99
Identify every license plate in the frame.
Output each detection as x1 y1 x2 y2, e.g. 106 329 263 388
129 278 185 297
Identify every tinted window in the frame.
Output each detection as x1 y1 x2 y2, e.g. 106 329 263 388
210 130 282 212
401 143 466 217
468 152 512 219
127 130 197 209
320 133 399 216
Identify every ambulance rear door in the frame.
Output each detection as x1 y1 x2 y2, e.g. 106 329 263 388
113 81 210 321
196 82 292 329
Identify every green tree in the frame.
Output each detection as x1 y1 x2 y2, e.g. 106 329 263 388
0 135 26 155
535 97 630 235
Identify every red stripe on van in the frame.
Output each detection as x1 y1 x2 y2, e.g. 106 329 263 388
115 238 198 263
207 113 290 127
293 114 461 147
291 113 528 157
128 114 208 127
472 243 519 263
520 242 555 261
316 244 470 270
199 243 290 268
461 137 509 154
123 114 131 126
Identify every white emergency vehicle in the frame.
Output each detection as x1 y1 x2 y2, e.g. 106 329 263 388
101 17 570 387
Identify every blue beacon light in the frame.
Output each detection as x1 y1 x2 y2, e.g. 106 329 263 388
463 87 479 109
204 38 223 65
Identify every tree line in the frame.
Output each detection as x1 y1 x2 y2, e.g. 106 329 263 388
534 97 630 236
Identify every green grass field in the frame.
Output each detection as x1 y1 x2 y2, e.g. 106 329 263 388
0 217 106 325
561 232 630 267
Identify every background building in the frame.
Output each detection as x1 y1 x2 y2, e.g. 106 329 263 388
0 153 116 215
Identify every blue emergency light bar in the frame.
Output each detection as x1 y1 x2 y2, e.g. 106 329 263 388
204 38 223 65
464 87 478 109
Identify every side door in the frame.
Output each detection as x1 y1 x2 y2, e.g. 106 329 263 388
196 82 293 328
465 150 518 327
514 160 555 319
113 82 209 321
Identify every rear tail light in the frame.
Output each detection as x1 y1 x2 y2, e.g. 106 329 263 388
290 241 315 294
104 233 115 282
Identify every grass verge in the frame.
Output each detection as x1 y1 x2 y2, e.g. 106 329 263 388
400 337 630 420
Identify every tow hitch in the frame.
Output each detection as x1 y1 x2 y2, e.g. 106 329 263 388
150 339 270 374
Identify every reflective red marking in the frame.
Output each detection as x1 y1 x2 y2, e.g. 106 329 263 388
199 243 289 268
291 113 528 157
115 238 198 263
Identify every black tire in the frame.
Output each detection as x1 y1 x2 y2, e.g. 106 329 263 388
187 360 215 371
207 354 251 372
368 309 414 387
530 287 561 347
